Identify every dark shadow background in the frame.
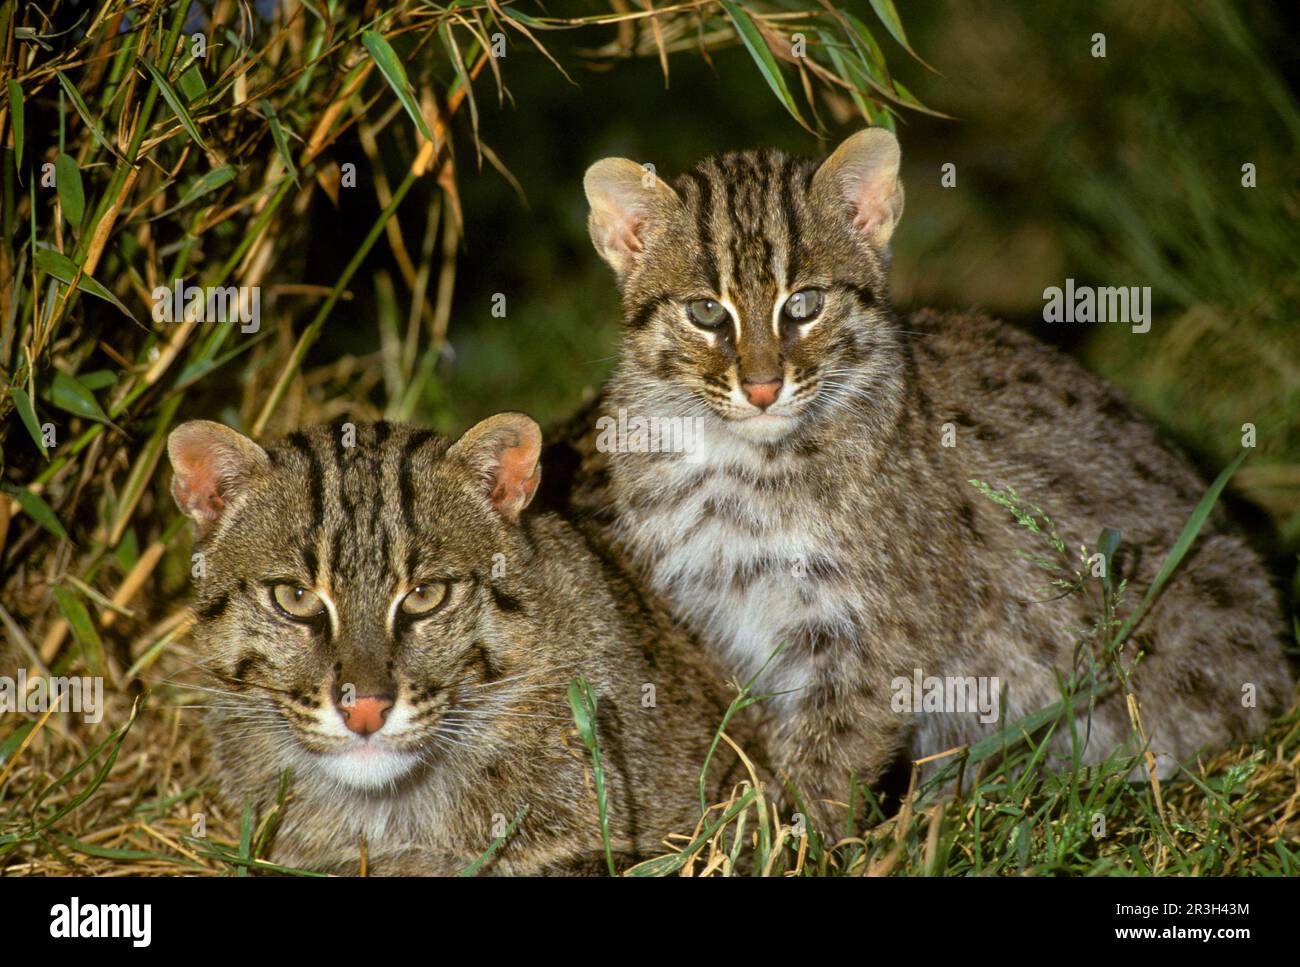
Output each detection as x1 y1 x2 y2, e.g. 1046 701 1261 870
290 0 1298 582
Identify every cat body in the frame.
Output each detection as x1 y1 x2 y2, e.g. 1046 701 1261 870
545 130 1294 826
169 415 748 875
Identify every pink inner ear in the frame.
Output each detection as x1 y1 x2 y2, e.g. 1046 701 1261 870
171 442 229 524
610 212 645 254
175 475 225 520
488 438 541 516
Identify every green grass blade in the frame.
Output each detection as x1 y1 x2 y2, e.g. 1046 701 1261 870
1110 449 1249 648
568 675 616 876
458 804 529 876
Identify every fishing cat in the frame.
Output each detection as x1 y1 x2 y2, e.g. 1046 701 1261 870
544 128 1295 829
168 413 751 875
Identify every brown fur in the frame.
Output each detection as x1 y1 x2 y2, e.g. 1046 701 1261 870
169 416 753 874
544 131 1295 831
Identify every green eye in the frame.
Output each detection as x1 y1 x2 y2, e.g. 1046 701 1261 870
782 288 825 324
401 582 450 616
272 584 324 620
687 299 729 330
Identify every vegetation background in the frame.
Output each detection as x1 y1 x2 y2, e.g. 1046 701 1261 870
0 0 1297 875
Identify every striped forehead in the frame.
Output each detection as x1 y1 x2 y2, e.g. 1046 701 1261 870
267 423 445 584
676 149 815 297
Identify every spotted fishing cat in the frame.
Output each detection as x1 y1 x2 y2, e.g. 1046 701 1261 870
168 413 750 874
544 128 1294 830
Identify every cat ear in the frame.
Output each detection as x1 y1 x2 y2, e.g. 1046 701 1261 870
447 412 542 522
583 157 682 278
812 128 904 247
167 420 269 537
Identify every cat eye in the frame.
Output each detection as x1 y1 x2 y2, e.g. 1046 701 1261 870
400 582 450 617
686 298 729 330
272 584 325 621
781 288 825 324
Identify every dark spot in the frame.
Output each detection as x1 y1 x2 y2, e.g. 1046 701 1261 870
197 593 230 621
471 642 501 683
1062 390 1080 408
981 376 1007 393
1018 370 1042 384
957 501 985 546
1100 397 1137 423
490 586 523 613
1132 460 1160 485
233 653 262 684
1194 575 1235 609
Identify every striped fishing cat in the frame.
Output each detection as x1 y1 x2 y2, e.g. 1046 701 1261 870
544 128 1294 830
168 413 750 875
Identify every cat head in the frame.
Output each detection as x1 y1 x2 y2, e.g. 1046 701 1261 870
167 413 545 793
585 129 905 444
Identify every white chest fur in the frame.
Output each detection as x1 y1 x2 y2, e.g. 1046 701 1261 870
614 421 854 695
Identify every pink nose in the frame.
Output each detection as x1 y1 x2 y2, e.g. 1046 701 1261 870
742 378 783 409
339 696 393 736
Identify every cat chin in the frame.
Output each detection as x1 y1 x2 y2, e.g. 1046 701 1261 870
725 412 797 444
312 743 422 791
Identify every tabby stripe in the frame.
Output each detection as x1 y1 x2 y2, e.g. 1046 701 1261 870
842 282 876 311
681 170 720 290
628 295 669 330
780 154 803 284
398 430 435 533
302 545 319 585
329 526 345 585
722 161 742 292
285 431 324 531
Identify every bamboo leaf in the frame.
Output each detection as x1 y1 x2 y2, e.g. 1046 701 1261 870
154 164 236 220
55 70 115 156
1 484 68 541
139 57 211 154
868 0 933 69
362 30 434 143
7 80 23 169
719 1 808 129
51 586 104 676
55 153 85 229
50 370 109 424
177 61 207 102
34 249 142 326
9 386 49 458
260 100 299 184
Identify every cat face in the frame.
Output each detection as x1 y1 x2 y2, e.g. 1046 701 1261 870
168 414 544 792
585 129 905 443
